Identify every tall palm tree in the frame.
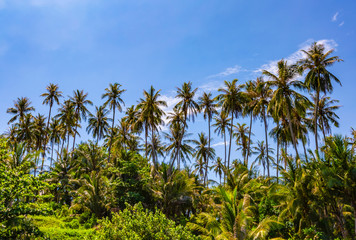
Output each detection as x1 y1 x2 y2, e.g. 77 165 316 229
192 132 216 187
56 100 77 153
7 97 35 124
234 123 250 166
263 60 309 158
14 113 35 147
212 157 224 185
147 133 165 163
198 92 217 167
213 111 231 169
102 83 126 161
172 82 199 170
299 42 343 151
164 123 193 168
309 95 340 142
69 90 93 152
137 86 167 166
87 106 111 144
49 118 62 167
216 79 244 167
33 114 47 174
252 140 274 177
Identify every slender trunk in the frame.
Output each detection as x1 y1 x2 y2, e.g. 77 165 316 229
246 114 253 167
66 131 70 153
171 111 187 171
224 131 227 184
314 88 319 151
50 140 54 168
72 110 79 155
108 106 116 163
228 113 234 169
276 131 279 184
205 116 211 187
286 106 299 159
284 141 287 169
263 110 269 178
321 120 326 143
302 137 308 163
145 124 148 160
57 141 60 161
151 127 156 168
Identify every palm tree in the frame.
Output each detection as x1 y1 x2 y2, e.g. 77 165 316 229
164 123 193 168
234 123 250 166
212 157 224 185
69 90 93 152
173 82 199 169
102 83 126 161
7 97 35 124
87 106 111 144
216 79 245 167
49 118 62 167
263 60 309 158
309 95 340 142
147 133 165 163
252 140 274 177
136 86 167 166
198 92 217 159
56 100 77 153
192 132 216 187
213 111 231 169
15 113 35 147
299 42 343 151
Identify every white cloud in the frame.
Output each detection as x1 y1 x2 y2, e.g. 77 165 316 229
208 65 244 79
212 141 227 147
199 80 223 93
255 39 338 74
339 21 344 27
332 12 339 22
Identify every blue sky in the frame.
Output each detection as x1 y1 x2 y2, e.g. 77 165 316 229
0 0 355 171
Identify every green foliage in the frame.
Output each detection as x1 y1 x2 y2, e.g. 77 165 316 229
90 203 198 240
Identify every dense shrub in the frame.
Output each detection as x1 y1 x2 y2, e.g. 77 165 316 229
90 203 198 240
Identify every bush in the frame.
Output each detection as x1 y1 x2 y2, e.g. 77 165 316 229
90 203 198 240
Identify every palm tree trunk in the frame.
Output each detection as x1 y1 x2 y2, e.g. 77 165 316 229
263 110 269 178
224 131 227 184
108 106 116 163
321 120 327 143
284 141 287 169
57 141 60 161
314 88 319 151
286 106 299 159
67 131 70 153
302 137 308 163
151 127 156 168
171 112 187 171
205 116 211 188
145 124 148 160
50 140 54 168
276 131 279 183
72 110 79 154
228 113 234 169
246 113 253 167
41 104 52 172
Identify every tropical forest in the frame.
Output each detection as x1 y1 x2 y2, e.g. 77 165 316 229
1 39 355 240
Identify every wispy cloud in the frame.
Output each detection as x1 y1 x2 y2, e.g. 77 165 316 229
212 141 227 147
255 39 338 74
208 65 244 79
332 11 339 22
339 21 344 27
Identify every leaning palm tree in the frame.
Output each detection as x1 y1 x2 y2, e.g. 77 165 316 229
263 60 309 158
173 82 199 169
212 111 231 170
136 86 167 166
86 106 111 144
198 92 217 165
69 90 93 152
192 132 216 187
102 83 126 162
298 42 343 151
216 79 245 168
7 97 35 124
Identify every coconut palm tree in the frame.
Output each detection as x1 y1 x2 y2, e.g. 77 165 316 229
309 95 340 142
49 118 62 167
234 123 250 166
173 82 199 169
147 133 165 163
69 90 93 152
15 113 35 147
32 114 47 173
86 105 111 144
299 42 343 151
212 111 231 170
198 92 218 164
136 86 167 166
216 79 245 167
263 60 309 158
56 100 77 153
212 157 224 185
102 83 126 161
7 97 35 124
192 132 216 187
252 140 274 177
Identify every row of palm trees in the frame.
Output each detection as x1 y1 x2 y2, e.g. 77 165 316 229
5 42 342 183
